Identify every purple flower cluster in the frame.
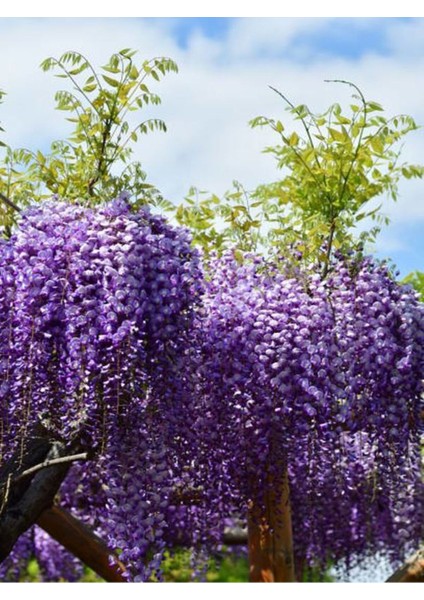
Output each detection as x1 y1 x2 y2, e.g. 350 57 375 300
79 398 173 582
0 526 83 581
0 529 34 581
33 526 84 582
0 195 201 457
0 197 422 581
187 252 423 574
0 196 202 580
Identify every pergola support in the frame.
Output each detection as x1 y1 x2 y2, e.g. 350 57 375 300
247 470 295 582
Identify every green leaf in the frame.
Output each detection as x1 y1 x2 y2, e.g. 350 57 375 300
367 101 384 112
129 65 139 80
335 115 351 125
119 48 137 58
351 124 361 138
102 75 120 87
288 132 299 146
370 137 384 154
328 128 345 142
102 65 120 74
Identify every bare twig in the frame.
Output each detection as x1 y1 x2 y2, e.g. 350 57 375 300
0 191 21 213
0 474 11 517
14 452 88 482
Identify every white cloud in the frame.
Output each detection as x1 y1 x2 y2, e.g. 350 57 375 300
385 18 424 57
225 17 330 58
0 17 422 273
0 18 181 144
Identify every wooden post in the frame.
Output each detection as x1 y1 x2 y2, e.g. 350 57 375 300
248 470 295 582
37 506 127 582
386 548 424 583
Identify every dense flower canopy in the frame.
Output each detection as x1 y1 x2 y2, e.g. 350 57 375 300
188 253 423 571
0 196 203 580
0 198 423 581
0 195 201 455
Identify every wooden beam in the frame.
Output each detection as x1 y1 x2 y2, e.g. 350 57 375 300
37 506 127 582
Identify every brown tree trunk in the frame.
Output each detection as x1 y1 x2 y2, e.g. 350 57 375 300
248 470 295 582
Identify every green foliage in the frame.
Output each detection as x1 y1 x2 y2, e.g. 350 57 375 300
0 60 421 278
21 550 336 582
160 549 333 582
0 49 178 231
299 562 335 582
19 558 41 582
174 81 423 274
0 89 5 146
402 271 424 302
175 182 262 256
19 560 104 583
158 549 249 582
251 81 423 273
19 550 249 582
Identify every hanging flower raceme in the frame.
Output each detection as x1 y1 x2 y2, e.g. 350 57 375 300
187 252 423 575
0 195 203 580
0 195 202 454
1 198 423 582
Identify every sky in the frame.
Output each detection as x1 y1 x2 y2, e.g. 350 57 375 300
0 17 423 278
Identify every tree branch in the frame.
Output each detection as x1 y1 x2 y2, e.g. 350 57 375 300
14 452 88 482
0 191 21 213
0 427 86 563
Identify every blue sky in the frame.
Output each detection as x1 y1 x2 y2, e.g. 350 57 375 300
0 17 422 278
157 18 234 47
165 17 399 58
160 17 419 58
